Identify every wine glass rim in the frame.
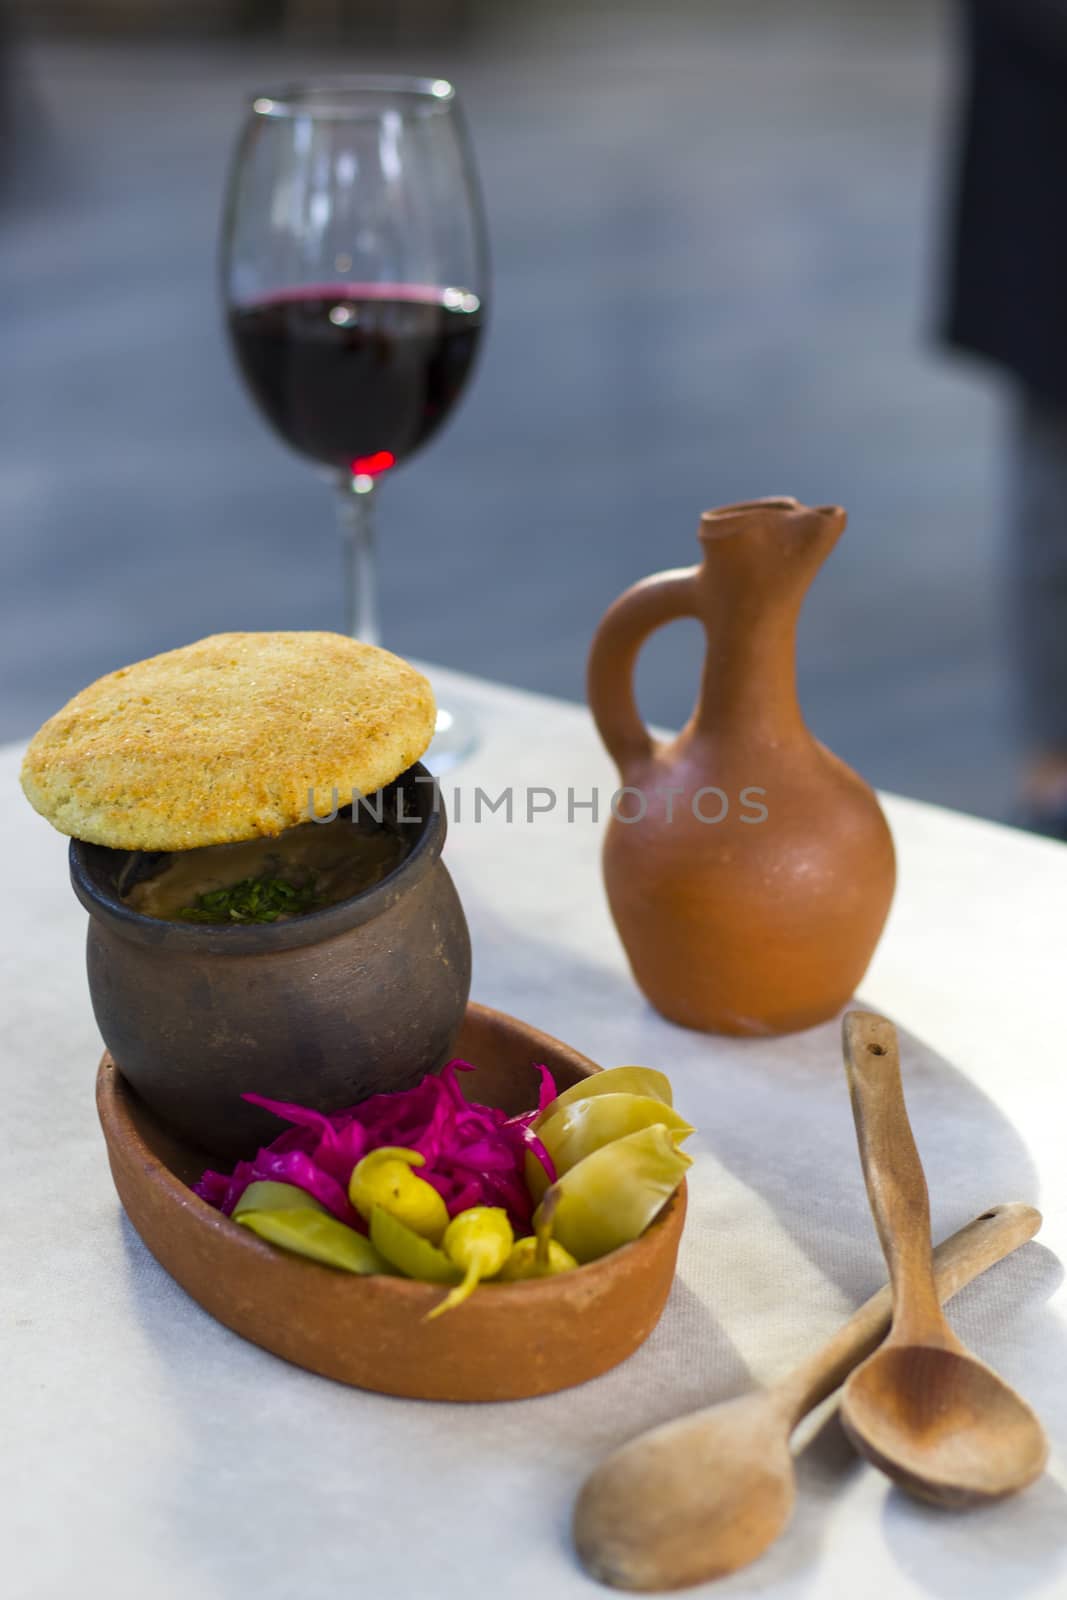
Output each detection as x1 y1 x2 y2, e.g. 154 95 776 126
249 76 458 119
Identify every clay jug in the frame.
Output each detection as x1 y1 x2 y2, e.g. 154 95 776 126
587 497 896 1036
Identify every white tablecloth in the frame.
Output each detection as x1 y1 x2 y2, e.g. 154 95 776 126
4 666 1066 1600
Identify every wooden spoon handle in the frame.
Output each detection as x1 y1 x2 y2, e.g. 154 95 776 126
841 1010 946 1342
775 1200 1041 1427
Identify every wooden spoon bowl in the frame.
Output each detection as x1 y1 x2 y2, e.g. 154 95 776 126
841 1344 1048 1506
574 1391 796 1590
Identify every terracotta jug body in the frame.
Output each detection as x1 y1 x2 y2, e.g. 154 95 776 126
587 497 896 1037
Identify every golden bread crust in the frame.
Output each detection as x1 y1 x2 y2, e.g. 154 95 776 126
20 631 436 850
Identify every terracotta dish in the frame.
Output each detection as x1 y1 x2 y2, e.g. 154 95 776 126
97 1001 687 1402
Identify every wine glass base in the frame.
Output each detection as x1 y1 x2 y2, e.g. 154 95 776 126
422 701 479 775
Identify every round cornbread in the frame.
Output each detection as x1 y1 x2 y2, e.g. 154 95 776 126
20 632 436 851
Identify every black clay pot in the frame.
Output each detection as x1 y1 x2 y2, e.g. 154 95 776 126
71 763 471 1160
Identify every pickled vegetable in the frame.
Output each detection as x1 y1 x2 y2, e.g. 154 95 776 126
495 1234 578 1280
427 1207 514 1319
236 1207 390 1274
526 1092 694 1200
197 1057 558 1233
534 1066 673 1126
370 1205 462 1283
349 1146 450 1243
232 1180 329 1218
533 1123 691 1263
199 1056 693 1310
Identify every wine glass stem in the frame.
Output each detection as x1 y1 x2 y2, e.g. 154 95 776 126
337 474 381 646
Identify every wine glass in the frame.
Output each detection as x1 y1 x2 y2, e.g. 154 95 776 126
220 77 488 769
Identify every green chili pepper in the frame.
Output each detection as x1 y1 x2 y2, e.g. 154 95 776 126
370 1205 462 1283
232 1180 329 1218
236 1207 390 1274
349 1146 450 1243
533 1123 691 1264
426 1206 514 1319
527 1091 695 1200
535 1065 673 1127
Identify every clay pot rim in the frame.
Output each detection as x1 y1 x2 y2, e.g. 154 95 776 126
69 760 443 954
97 1045 685 1309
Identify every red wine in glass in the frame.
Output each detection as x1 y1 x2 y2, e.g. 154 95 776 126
220 78 489 768
227 282 484 475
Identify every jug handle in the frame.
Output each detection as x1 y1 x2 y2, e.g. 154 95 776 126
587 566 699 772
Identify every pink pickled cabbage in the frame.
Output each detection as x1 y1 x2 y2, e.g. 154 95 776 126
194 1059 558 1233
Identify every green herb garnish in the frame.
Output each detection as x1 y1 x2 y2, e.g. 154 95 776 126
177 873 323 925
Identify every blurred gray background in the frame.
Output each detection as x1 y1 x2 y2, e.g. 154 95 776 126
2 0 1014 815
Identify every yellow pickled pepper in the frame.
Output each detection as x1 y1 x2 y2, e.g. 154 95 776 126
349 1146 450 1243
495 1234 578 1280
426 1206 514 1318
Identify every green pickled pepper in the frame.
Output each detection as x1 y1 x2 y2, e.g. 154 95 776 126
232 1180 329 1218
534 1065 674 1127
370 1205 462 1283
526 1091 694 1201
236 1207 391 1275
533 1123 691 1264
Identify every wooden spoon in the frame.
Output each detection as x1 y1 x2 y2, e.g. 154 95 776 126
840 1011 1048 1507
573 1200 1040 1591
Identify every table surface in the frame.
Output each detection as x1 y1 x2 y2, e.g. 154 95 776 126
4 666 1066 1600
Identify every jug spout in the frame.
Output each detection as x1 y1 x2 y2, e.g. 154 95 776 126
698 496 846 568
